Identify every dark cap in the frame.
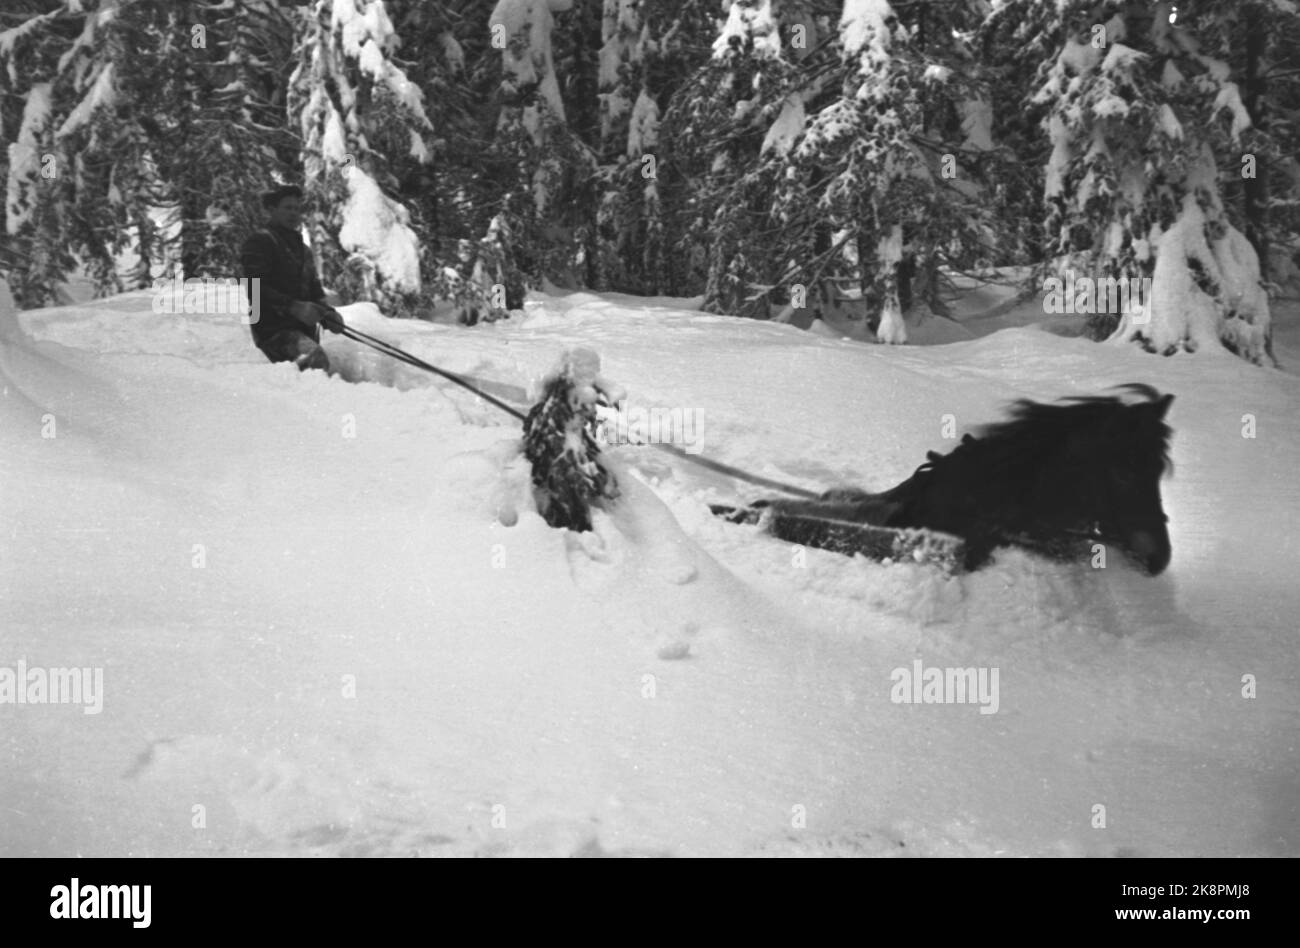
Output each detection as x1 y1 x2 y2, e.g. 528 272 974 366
261 184 304 209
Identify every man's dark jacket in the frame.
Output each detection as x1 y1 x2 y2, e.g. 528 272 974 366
240 223 326 344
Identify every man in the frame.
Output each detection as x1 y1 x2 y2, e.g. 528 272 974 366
241 184 345 371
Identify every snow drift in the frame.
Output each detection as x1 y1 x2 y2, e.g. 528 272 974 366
2 281 1298 857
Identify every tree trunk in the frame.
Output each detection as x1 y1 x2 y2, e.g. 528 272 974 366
897 254 916 311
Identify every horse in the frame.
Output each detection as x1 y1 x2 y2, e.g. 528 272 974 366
761 384 1175 574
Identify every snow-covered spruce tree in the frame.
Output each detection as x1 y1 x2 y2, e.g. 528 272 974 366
1 0 157 303
432 212 528 325
375 0 528 321
657 0 800 318
1033 0 1275 363
597 0 642 155
590 0 716 294
1258 10 1300 291
94 0 302 281
487 0 597 298
1 3 60 302
973 0 1061 274
291 0 432 318
1198 1 1300 293
175 0 300 278
783 0 996 341
588 0 650 292
522 347 623 532
2 73 72 307
1 1 299 302
532 0 603 288
665 0 993 341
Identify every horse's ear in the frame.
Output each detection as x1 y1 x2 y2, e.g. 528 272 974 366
1153 393 1174 420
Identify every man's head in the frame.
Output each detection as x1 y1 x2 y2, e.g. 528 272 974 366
261 184 304 230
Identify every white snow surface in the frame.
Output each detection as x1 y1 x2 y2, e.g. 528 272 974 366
2 281 1299 857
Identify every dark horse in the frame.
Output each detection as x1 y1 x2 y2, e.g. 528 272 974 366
763 384 1175 574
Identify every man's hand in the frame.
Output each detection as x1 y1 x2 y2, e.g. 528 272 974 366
288 300 344 332
318 305 345 333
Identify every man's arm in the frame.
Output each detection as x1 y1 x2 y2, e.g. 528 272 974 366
307 262 326 304
304 255 345 331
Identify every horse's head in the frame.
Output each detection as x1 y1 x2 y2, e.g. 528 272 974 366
1058 387 1174 574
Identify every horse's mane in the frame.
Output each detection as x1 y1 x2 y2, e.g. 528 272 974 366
906 384 1174 485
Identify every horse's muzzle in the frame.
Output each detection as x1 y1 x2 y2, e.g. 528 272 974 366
1126 525 1171 575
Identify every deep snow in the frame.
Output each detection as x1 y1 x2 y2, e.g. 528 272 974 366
2 283 1298 857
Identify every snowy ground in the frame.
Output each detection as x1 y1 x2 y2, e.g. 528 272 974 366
2 282 1298 857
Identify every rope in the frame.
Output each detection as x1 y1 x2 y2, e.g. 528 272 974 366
648 444 819 498
335 321 819 499
336 323 527 421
